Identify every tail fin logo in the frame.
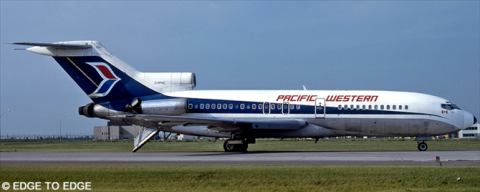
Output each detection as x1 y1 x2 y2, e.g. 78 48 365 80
86 62 121 98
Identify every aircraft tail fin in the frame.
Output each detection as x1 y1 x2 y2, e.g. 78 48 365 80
11 41 196 103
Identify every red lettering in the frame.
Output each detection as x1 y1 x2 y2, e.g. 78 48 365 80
291 95 298 101
351 95 358 102
364 95 371 102
357 95 364 102
299 95 307 101
343 95 350 102
309 95 317 101
276 95 284 101
371 95 378 102
326 95 336 102
284 95 291 101
336 95 343 102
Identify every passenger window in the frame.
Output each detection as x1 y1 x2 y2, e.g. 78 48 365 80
264 104 269 109
387 105 390 110
351 105 354 110
338 105 342 110
247 105 251 109
252 104 256 110
206 104 210 109
229 104 233 109
290 105 294 110
362 105 366 110
189 104 193 109
375 105 378 110
356 105 360 110
211 104 216 109
195 104 198 109
405 105 408 110
277 104 282 109
272 104 276 110
344 105 348 110
259 104 263 110
368 105 372 110
217 104 221 109
399 105 402 110
393 105 396 110
296 105 301 110
381 105 384 110
223 104 227 109
240 104 245 110
235 104 239 109
200 104 204 109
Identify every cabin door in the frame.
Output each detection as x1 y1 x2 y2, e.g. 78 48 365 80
315 98 325 118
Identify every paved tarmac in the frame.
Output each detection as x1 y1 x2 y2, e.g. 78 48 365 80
1 151 479 166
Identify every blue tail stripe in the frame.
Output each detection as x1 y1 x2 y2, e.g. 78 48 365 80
53 56 161 104
97 79 117 94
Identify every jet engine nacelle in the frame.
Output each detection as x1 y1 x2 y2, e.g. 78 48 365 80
79 98 188 118
140 99 188 115
79 103 126 119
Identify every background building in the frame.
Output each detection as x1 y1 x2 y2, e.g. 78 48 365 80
459 123 479 138
94 122 144 140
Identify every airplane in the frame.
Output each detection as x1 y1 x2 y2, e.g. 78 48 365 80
11 41 477 152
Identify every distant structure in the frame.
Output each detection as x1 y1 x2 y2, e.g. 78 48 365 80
94 122 145 140
177 134 200 140
93 122 193 141
459 123 479 138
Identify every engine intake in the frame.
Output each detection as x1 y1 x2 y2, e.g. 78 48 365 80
78 103 95 118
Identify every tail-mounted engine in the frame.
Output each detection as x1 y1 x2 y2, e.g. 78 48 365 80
79 98 189 118
125 98 188 115
78 103 125 118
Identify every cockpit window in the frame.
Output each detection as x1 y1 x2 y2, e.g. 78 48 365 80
441 104 461 110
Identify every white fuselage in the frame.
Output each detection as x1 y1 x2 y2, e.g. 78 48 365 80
164 90 473 138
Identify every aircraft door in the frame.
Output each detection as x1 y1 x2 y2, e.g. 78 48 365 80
263 102 270 114
315 98 325 118
282 102 290 114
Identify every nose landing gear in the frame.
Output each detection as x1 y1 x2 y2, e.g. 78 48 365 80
417 142 428 151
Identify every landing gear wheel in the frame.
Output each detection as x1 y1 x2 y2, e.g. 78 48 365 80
223 140 235 152
417 142 428 151
223 140 248 152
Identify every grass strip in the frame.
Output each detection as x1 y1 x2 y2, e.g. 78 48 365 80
1 166 479 191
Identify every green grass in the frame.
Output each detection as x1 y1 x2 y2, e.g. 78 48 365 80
1 166 479 191
1 138 479 152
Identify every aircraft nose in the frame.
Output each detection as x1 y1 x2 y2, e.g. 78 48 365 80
462 111 476 129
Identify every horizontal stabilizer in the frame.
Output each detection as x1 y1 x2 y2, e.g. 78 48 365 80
9 42 91 49
132 128 159 152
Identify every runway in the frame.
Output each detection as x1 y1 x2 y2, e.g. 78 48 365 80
1 151 479 166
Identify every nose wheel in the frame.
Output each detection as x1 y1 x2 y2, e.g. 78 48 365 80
417 142 428 151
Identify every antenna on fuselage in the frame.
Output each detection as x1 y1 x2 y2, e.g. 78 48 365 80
303 85 307 91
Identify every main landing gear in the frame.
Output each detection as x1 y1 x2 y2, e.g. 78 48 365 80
417 142 428 151
223 139 248 152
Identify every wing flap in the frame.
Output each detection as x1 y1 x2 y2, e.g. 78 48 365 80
109 114 308 131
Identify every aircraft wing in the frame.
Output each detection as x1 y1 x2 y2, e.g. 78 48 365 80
109 114 309 132
110 114 309 152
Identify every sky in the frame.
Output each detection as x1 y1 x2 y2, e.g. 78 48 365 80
1 1 479 136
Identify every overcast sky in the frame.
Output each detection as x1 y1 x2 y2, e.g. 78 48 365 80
1 1 479 136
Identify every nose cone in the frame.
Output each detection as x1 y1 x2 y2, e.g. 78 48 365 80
463 111 476 129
